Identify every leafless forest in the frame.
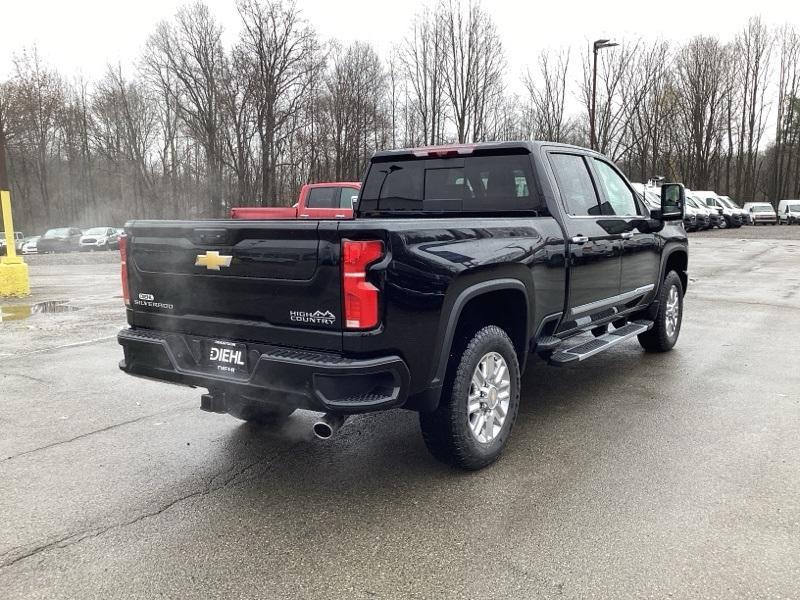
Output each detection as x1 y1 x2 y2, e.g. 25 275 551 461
1 0 799 231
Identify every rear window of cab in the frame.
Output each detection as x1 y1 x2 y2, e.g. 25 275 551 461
359 154 548 215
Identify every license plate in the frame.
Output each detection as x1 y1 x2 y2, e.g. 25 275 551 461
204 339 248 376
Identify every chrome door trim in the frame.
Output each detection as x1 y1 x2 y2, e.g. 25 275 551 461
570 284 655 317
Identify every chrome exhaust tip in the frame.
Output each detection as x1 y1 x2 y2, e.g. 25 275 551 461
312 413 347 440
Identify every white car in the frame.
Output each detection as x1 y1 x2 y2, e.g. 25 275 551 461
777 200 800 225
685 195 713 230
79 227 120 251
0 231 24 255
21 236 40 254
742 202 778 225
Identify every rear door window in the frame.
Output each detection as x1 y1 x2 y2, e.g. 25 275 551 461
360 154 545 214
306 187 338 209
548 153 600 216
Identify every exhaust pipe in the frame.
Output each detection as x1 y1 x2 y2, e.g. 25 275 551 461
313 413 348 440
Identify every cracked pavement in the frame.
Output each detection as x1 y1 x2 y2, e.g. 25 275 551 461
1 233 799 599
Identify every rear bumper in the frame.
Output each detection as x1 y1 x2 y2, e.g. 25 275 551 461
117 327 410 414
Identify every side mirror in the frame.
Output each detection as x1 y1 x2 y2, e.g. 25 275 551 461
660 183 685 221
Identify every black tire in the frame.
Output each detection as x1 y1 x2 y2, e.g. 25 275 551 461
419 325 521 470
638 270 684 353
225 395 295 425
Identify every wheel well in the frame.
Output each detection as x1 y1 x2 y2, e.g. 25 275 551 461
450 289 528 366
665 250 688 292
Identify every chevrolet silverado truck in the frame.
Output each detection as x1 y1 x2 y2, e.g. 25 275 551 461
230 182 360 220
118 142 688 470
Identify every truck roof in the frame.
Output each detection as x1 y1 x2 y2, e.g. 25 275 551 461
304 181 361 188
371 141 596 160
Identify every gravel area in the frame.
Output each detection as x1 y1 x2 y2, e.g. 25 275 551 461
692 223 800 240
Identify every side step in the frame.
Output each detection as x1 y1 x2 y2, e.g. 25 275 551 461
548 320 653 366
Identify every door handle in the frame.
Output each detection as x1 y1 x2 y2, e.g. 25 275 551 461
620 232 634 239
571 235 589 244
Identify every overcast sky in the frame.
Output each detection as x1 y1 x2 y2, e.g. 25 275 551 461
2 0 799 84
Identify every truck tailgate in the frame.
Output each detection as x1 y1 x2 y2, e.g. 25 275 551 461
125 220 343 351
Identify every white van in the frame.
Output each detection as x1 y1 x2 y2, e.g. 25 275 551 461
777 200 800 225
742 202 778 225
695 191 744 228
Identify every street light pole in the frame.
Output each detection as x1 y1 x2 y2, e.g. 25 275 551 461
590 39 618 151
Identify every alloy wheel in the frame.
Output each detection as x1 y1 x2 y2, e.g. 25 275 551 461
665 285 680 339
467 352 511 444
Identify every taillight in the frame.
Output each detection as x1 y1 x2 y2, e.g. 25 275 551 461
119 234 130 306
342 239 384 330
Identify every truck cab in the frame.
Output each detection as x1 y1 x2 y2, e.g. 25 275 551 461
777 200 800 225
230 182 360 220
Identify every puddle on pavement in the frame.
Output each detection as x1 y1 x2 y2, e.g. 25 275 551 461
0 300 80 322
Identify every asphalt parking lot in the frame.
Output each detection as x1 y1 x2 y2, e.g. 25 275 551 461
2 228 799 599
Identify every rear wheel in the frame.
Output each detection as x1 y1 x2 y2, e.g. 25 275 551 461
225 395 295 425
638 270 684 353
419 325 520 470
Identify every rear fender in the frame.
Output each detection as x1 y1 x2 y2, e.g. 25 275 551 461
430 278 530 389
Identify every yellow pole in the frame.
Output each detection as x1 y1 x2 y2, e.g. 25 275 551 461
0 190 30 297
2 190 18 259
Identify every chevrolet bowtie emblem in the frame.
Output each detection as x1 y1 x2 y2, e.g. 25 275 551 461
195 251 233 270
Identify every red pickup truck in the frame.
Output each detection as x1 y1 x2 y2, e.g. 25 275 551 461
230 182 361 220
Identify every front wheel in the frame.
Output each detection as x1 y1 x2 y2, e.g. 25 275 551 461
419 325 521 470
638 270 684 353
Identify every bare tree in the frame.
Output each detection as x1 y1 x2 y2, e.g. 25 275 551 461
772 26 800 200
674 36 730 189
9 48 65 222
440 0 505 143
523 49 571 141
145 2 225 216
399 6 447 146
733 17 773 200
237 0 315 205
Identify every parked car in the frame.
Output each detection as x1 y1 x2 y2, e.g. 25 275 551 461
696 191 743 228
742 202 778 225
80 227 120 251
777 200 800 225
681 200 701 231
37 227 83 253
230 182 361 220
0 231 24 255
718 195 748 224
118 141 688 470
685 195 712 230
21 236 40 254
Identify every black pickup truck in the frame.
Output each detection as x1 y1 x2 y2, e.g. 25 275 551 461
118 142 688 469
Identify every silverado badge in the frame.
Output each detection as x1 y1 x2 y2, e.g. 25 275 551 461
195 251 233 271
